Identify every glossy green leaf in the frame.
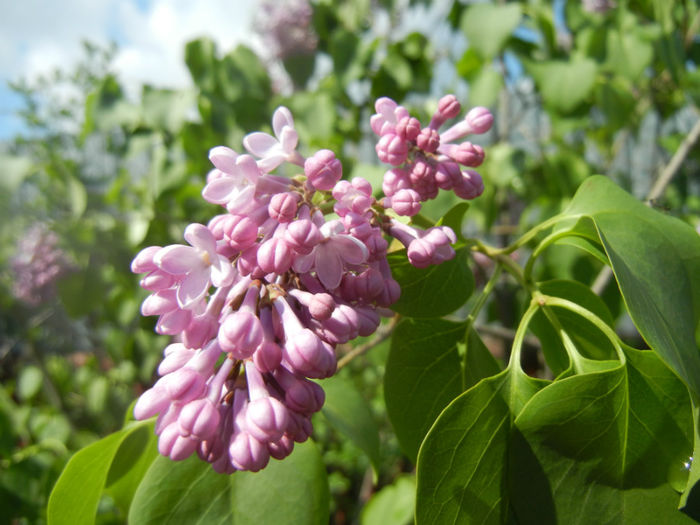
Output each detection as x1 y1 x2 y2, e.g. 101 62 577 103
231 441 329 525
361 475 415 525
436 202 470 241
460 3 522 59
385 318 465 462
320 376 382 478
47 420 153 525
562 176 700 400
463 327 501 390
128 454 231 525
128 440 329 525
388 247 474 318
510 347 693 524
416 364 546 524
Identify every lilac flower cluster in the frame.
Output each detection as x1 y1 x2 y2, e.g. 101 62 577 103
132 97 492 473
372 95 493 268
11 224 68 306
255 0 317 60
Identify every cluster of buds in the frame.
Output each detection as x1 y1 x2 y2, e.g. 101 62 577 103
132 97 492 473
372 95 493 267
11 224 69 306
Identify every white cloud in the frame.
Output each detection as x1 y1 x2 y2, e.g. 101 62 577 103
113 0 258 96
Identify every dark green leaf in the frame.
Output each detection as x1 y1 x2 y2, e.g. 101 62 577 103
463 327 501 390
385 318 465 462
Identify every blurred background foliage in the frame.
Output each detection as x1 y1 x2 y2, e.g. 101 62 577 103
1 0 699 523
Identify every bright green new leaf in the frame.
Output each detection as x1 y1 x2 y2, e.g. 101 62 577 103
361 475 415 525
47 420 154 525
460 3 522 59
527 57 597 113
320 375 382 478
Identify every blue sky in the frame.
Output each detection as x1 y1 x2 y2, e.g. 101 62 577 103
0 0 256 139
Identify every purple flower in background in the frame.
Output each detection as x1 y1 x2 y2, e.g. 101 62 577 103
582 0 616 14
255 0 318 60
11 224 69 306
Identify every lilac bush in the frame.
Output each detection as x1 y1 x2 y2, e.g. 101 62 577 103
130 95 493 473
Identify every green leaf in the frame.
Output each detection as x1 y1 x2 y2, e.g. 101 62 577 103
463 327 501 390
105 423 159 516
416 364 546 524
468 68 503 108
510 347 693 523
128 454 231 524
320 376 382 479
436 202 470 241
562 176 700 400
48 420 153 525
605 30 654 81
141 87 195 134
527 57 597 113
0 154 33 191
128 441 329 525
460 3 522 59
388 247 474 318
231 441 329 525
385 318 465 463
361 475 415 525
16 366 43 401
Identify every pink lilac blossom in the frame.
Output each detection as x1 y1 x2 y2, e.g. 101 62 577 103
11 224 69 306
132 97 492 473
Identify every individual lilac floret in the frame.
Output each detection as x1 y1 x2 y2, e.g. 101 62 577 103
243 107 303 171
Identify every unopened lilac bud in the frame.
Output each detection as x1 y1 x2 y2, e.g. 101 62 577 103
376 134 408 166
219 311 263 358
253 340 283 372
222 214 259 251
159 367 208 403
229 431 270 472
140 271 175 291
377 278 401 307
396 116 421 141
131 246 161 273
159 423 198 461
179 398 220 440
257 237 293 274
158 343 195 375
417 128 440 153
245 397 290 442
304 149 342 191
382 168 410 197
453 170 484 200
287 411 313 443
237 244 265 278
182 313 218 349
133 387 171 420
356 306 381 337
268 434 295 460
308 293 335 320
268 192 301 222
386 188 422 216
285 219 322 254
438 94 461 120
141 289 178 316
465 106 493 135
275 369 325 414
156 308 193 335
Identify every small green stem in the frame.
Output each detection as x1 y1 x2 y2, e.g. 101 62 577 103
508 300 540 369
523 230 580 283
540 295 625 363
489 213 572 256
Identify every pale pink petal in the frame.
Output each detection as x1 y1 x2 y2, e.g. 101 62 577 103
315 246 343 290
156 308 192 335
279 126 298 154
292 252 314 274
258 154 287 173
272 107 294 137
155 245 200 275
210 257 234 287
243 132 279 157
177 270 210 308
208 146 239 174
202 176 240 204
225 184 257 213
236 154 261 182
184 224 217 254
333 235 369 265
